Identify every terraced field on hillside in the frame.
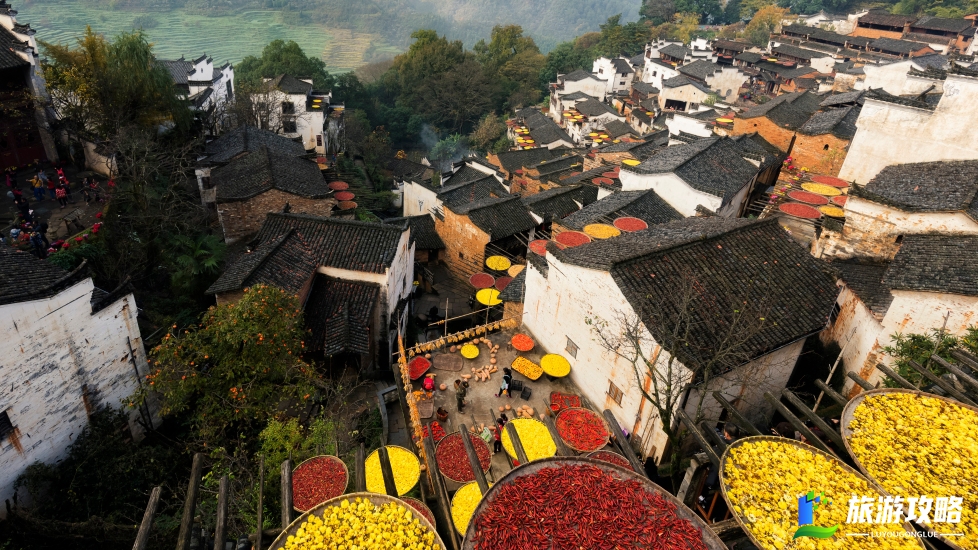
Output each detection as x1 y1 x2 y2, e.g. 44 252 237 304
17 0 397 70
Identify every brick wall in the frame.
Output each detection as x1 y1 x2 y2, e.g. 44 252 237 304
434 209 491 283
791 134 850 176
485 153 513 180
218 189 337 243
851 27 904 40
731 116 795 152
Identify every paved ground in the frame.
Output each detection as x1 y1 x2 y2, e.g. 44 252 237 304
3 164 109 247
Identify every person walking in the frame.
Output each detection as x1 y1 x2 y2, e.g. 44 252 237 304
456 380 469 413
46 175 57 199
89 179 102 202
492 423 503 454
55 183 68 208
496 368 513 398
36 221 50 249
31 176 44 201
30 232 47 259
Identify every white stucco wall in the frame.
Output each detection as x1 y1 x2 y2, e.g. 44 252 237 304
843 196 978 240
561 77 607 102
263 87 326 153
593 58 636 94
705 67 749 100
644 61 681 91
822 283 884 395
809 56 836 74
839 76 978 183
658 85 711 111
863 61 945 96
0 279 150 514
619 171 723 216
666 114 714 138
402 181 440 217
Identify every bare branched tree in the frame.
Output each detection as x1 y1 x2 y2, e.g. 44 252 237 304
587 273 782 481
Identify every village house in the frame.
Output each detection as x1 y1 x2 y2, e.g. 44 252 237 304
593 57 636 94
779 24 873 55
664 108 720 140
630 81 659 104
658 76 713 112
514 108 575 149
521 184 598 227
852 11 917 40
549 90 597 124
399 157 503 216
509 153 585 196
816 160 978 259
160 54 234 127
861 53 948 94
0 0 58 169
617 136 768 217
823 234 978 396
770 44 836 74
519 217 839 462
386 157 432 184
195 124 306 203
435 196 537 282
867 37 936 58
731 90 823 151
713 40 749 65
207 212 414 370
551 69 607 102
487 148 557 181
0 250 154 514
904 16 975 52
259 74 332 153
586 135 667 172
838 66 978 184
209 145 334 243
561 98 626 145
789 92 863 176
383 215 445 264
676 59 749 102
556 188 683 234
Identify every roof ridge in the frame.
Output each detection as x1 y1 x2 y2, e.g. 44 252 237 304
614 217 775 268
240 229 294 286
265 211 404 232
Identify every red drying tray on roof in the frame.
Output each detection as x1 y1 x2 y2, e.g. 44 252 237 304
328 181 349 190
779 202 821 219
787 190 829 205
569 171 582 177
810 175 849 188
334 191 355 201
469 273 495 289
529 239 549 256
592 177 615 186
601 172 619 179
494 276 513 291
337 201 357 210
555 231 591 247
614 217 649 232
832 195 848 206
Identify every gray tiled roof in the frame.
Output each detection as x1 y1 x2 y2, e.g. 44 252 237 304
450 196 537 240
659 44 690 59
562 69 602 82
498 268 526 302
203 126 305 164
736 52 763 63
574 98 619 117
884 235 978 296
206 229 319 295
437 175 509 207
526 113 573 145
632 81 659 95
0 248 87 306
863 87 934 110
798 105 860 139
661 75 713 94
304 274 379 355
383 215 445 250
860 160 978 219
678 59 723 81
870 37 929 54
558 91 597 101
626 137 760 201
740 91 822 130
819 90 865 108
601 120 634 138
713 40 749 52
858 11 916 27
773 44 829 61
911 53 948 69
522 184 598 222
830 259 893 318
911 16 971 33
213 146 328 202
268 74 313 95
494 148 558 173
561 189 683 231
606 217 839 370
612 58 634 74
443 165 490 187
159 58 194 85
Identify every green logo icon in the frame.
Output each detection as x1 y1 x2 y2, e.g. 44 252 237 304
794 491 839 539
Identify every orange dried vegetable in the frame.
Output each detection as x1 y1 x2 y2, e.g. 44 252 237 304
512 356 543 380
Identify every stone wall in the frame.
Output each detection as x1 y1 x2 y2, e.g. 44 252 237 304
434 209 490 284
218 189 336 243
731 116 795 152
0 279 150 513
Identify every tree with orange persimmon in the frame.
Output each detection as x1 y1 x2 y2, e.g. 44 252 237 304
135 285 317 446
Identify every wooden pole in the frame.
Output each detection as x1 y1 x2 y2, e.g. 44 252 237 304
781 390 847 450
930 355 978 393
458 425 489 495
906 360 977 406
813 380 847 408
541 415 572 457
354 443 366 492
763 393 836 456
280 460 293 529
814 328 855 412
710 392 762 436
847 372 875 391
675 409 720 468
423 427 460 550
176 453 204 550
874 363 917 390
504 422 529 465
699 421 728 453
378 446 399 496
213 476 229 550
602 410 646 476
256 455 265 550
132 486 161 550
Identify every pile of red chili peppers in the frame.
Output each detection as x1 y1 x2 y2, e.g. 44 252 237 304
555 408 610 452
549 391 582 413
588 450 634 471
408 356 431 380
422 421 447 442
435 431 491 483
471 464 709 550
291 456 348 511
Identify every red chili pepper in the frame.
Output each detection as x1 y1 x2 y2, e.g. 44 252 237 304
435 431 490 483
422 421 447 442
555 408 609 452
291 456 347 511
588 450 634 471
470 464 709 550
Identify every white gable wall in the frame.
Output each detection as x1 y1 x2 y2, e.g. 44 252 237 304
401 180 440 217
619 171 723 215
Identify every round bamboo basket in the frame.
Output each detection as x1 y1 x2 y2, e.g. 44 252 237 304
554 407 610 453
434 431 493 484
290 455 349 513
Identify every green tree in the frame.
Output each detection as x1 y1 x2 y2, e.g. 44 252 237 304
674 0 724 23
595 15 652 58
430 134 470 166
389 30 467 103
139 285 318 446
41 27 193 139
235 39 334 91
740 0 774 18
539 41 597 90
881 326 978 388
419 58 495 132
743 5 787 46
474 25 543 76
469 113 506 152
641 0 677 24
166 233 226 294
673 12 703 43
